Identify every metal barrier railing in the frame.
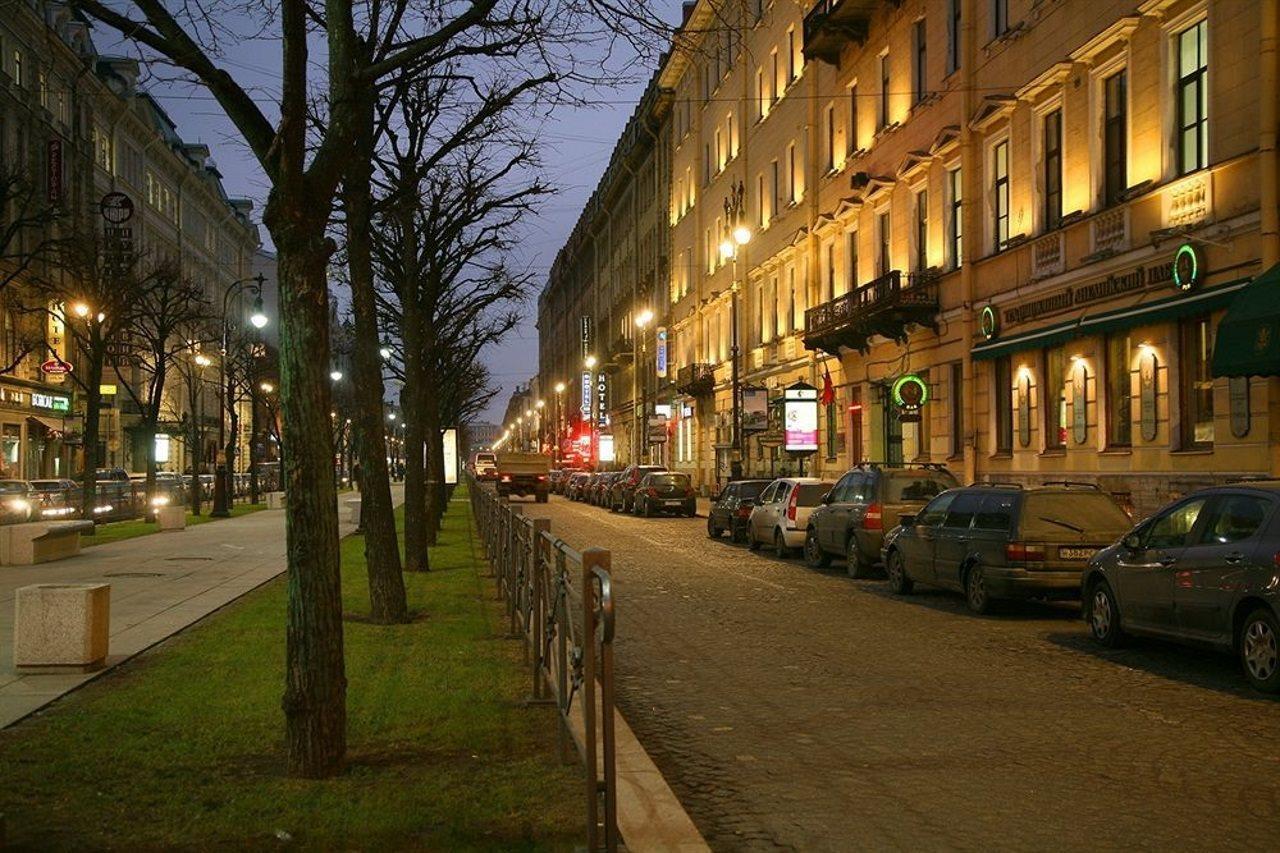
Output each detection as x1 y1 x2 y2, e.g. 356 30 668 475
467 473 618 852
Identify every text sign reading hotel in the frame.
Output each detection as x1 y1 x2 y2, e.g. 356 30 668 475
1003 258 1180 327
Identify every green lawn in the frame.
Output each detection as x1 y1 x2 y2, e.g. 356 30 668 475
0 485 584 849
82 502 268 547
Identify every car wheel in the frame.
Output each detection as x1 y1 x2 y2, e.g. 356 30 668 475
642 500 652 518
730 524 745 544
846 535 874 579
964 564 992 614
747 529 760 551
886 549 913 595
804 529 831 568
1240 607 1280 693
774 530 789 559
707 517 722 539
1087 579 1126 648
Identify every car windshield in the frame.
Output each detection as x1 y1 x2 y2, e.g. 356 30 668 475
651 474 689 487
29 481 65 491
736 481 768 499
795 483 834 506
0 481 27 494
476 453 495 463
1020 492 1131 537
885 471 959 502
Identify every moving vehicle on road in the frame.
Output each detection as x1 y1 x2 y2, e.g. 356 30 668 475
610 464 666 513
29 479 81 519
633 472 697 517
883 483 1132 613
472 451 498 481
495 452 550 502
0 480 35 524
707 479 771 543
805 463 959 578
1082 481 1280 693
747 478 835 558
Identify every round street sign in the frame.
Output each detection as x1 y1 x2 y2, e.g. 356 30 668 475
40 358 72 376
891 374 929 411
99 192 134 224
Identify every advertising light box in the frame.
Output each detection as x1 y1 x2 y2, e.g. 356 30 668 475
783 383 819 452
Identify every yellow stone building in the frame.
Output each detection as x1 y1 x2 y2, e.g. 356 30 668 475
640 0 1280 513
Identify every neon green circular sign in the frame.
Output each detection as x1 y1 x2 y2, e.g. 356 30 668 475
980 305 999 340
892 374 930 411
1173 243 1200 291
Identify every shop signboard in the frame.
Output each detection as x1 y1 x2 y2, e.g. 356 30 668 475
40 359 71 376
32 392 70 413
596 373 608 427
598 433 616 462
647 414 668 444
783 382 819 452
580 371 592 417
655 327 668 378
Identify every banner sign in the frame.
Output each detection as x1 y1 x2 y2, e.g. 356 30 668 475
783 383 819 452
442 428 458 485
655 327 668 378
580 315 592 358
580 371 592 417
742 387 768 433
598 433 615 462
47 139 63 205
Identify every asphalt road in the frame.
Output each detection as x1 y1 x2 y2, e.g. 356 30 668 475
519 493 1280 851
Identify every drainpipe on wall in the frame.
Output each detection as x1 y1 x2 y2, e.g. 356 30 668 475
1260 0 1280 476
959 0 979 486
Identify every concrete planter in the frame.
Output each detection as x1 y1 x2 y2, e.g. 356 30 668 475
155 505 186 531
342 499 362 526
0 520 92 565
14 583 111 670
266 491 286 510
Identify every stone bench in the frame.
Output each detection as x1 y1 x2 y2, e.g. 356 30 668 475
0 520 94 566
266 491 287 510
14 583 110 670
342 498 362 526
155 505 186 531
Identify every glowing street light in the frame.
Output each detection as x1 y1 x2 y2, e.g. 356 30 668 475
554 381 566 394
194 353 212 368
635 308 654 329
259 381 274 394
329 370 343 382
72 302 90 319
585 354 597 369
249 295 269 329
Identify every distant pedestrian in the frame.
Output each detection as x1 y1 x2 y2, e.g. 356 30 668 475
352 461 363 492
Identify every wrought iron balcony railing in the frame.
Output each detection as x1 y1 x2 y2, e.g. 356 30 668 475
803 0 878 66
675 363 716 397
803 270 940 355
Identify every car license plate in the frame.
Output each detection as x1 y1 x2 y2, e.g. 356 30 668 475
1058 546 1096 560
665 499 683 506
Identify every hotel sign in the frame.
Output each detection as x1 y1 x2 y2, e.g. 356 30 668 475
1003 250 1187 328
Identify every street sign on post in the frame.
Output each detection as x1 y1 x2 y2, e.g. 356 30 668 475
647 414 668 444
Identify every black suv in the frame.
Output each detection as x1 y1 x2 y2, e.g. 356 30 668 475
804 463 958 577
707 479 771 543
1082 481 1280 693
882 483 1132 613
610 464 666 513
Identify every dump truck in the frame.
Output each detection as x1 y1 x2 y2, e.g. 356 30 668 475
495 452 550 502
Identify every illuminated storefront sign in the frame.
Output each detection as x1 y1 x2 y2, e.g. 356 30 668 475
598 433 615 462
783 383 819 452
596 373 608 427
655 326 668 378
31 393 71 413
580 371 592 417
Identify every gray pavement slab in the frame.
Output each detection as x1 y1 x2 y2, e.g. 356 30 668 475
0 487 401 728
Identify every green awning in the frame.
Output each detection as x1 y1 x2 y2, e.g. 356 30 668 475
973 279 1250 361
1211 264 1280 377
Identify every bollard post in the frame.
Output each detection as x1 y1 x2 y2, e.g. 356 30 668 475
525 518 550 664
581 547 612 852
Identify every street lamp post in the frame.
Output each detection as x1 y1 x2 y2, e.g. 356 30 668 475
721 181 751 481
553 381 566 466
190 351 213 515
213 273 268 517
633 309 654 464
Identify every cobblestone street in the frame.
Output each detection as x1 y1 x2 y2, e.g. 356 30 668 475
524 494 1280 851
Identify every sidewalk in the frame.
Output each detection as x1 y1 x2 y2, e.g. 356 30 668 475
0 487 400 728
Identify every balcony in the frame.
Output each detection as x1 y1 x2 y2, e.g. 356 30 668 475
676 363 716 397
803 270 940 355
803 0 878 67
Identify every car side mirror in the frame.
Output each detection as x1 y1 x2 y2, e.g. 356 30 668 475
1122 532 1142 552
753 497 764 506
898 513 916 527
821 492 833 505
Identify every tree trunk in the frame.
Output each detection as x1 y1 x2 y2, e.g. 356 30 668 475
343 92 406 619
425 419 446 543
398 186 430 573
271 219 346 778
225 387 239 508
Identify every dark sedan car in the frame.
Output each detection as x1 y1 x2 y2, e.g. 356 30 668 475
610 464 667 513
706 479 771 543
633 472 696 517
882 483 1132 613
29 478 81 519
1082 482 1280 693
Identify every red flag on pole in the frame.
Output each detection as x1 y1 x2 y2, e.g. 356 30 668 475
821 366 835 407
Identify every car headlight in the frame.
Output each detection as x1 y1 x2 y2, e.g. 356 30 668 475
7 499 30 513
150 495 170 507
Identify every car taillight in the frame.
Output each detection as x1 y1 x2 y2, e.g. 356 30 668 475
737 506 752 518
1273 551 1280 569
786 488 799 523
536 474 547 481
1006 542 1046 564
646 487 658 497
500 475 511 483
863 502 883 531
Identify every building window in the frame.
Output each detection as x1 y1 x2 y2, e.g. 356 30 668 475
994 357 1013 454
1042 109 1062 230
758 173 768 227
787 266 797 330
913 20 927 105
992 140 1010 252
1103 70 1127 206
787 27 800 83
772 49 781 104
726 112 736 159
878 54 890 130
1106 334 1132 447
825 242 836 303
757 68 767 119
11 50 22 88
877 211 891 275
771 159 781 214
947 167 963 269
848 84 859 154
1181 315 1215 447
1045 346 1066 450
825 104 836 172
703 144 711 186
788 142 799 204
950 361 964 458
846 230 858 292
914 189 929 272
992 0 1009 37
947 0 961 74
1176 19 1209 176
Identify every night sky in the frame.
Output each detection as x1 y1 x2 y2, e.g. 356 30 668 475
114 4 686 424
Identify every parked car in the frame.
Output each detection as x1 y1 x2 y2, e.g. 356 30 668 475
633 472 697 517
1081 482 1280 693
707 479 772 543
882 483 1132 614
29 479 81 519
610 464 667 513
594 472 619 507
566 472 591 501
805 463 959 577
0 480 35 524
747 478 836 557
583 473 603 505
548 469 573 495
